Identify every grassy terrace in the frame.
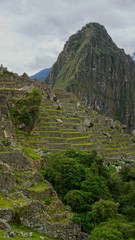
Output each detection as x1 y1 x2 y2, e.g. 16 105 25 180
1 224 61 240
14 96 135 160
0 193 29 210
27 181 50 192
71 141 96 146
67 134 92 140
40 148 65 152
40 109 65 112
105 151 124 155
40 116 80 119
38 122 85 125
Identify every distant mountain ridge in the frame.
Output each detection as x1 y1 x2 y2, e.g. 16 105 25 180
46 22 135 130
131 52 135 62
30 67 52 82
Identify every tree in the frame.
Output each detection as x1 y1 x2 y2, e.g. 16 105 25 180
20 106 33 127
89 224 123 240
90 199 119 223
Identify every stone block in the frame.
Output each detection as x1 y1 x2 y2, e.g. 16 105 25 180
0 171 16 191
1 106 8 115
0 219 11 233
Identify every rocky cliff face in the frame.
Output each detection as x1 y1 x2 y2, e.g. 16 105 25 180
46 23 135 131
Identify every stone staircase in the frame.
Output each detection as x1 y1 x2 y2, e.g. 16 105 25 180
17 89 135 164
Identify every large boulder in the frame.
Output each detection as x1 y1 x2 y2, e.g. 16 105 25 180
0 219 11 233
0 149 32 170
0 170 16 191
18 201 88 240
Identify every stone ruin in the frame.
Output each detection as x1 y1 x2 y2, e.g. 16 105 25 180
0 64 7 74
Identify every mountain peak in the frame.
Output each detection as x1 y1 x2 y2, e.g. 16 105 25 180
46 22 135 130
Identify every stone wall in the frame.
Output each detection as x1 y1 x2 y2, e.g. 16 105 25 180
0 89 28 98
0 94 16 138
19 201 88 240
0 149 33 170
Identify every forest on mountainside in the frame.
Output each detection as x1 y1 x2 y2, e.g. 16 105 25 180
40 148 135 240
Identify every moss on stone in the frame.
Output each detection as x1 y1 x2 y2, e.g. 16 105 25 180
23 147 43 161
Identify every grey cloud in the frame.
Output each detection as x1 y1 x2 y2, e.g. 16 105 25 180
0 0 135 74
27 54 56 75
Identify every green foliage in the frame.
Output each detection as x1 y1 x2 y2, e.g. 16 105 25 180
40 148 135 237
65 190 90 212
44 198 51 205
131 137 135 143
10 106 20 124
89 223 123 240
90 199 119 223
20 106 33 127
89 220 135 240
10 88 42 130
107 173 123 200
42 153 85 198
119 165 135 182
71 39 82 51
119 181 135 221
42 149 113 233
1 138 10 147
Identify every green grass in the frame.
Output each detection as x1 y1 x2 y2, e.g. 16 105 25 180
60 128 79 131
9 224 60 240
40 104 56 108
23 147 43 161
0 105 7 107
75 110 84 113
45 143 69 145
40 109 65 112
38 126 59 129
40 116 79 120
28 181 50 192
0 88 15 90
41 148 65 152
71 142 95 146
0 193 28 209
62 131 85 133
0 151 12 153
26 140 44 143
26 134 41 138
67 135 91 140
41 137 64 139
39 131 59 133
126 150 135 154
62 102 74 105
105 151 122 155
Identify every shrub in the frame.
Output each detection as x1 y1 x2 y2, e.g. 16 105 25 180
9 88 42 130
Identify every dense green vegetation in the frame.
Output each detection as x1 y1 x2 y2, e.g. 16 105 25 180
40 148 135 239
9 88 42 130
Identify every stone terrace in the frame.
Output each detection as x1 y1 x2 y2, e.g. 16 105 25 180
18 89 135 164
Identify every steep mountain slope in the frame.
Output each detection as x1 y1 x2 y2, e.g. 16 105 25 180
30 67 52 81
46 23 135 130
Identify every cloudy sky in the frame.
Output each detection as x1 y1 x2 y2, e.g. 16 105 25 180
0 0 135 75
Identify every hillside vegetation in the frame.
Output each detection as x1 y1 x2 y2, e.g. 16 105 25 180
41 148 135 239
